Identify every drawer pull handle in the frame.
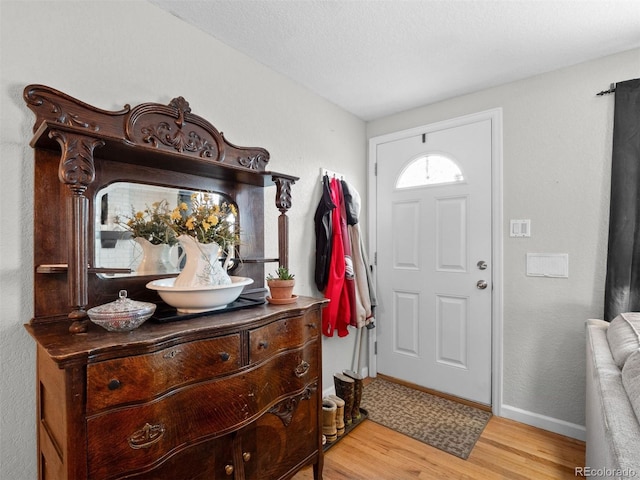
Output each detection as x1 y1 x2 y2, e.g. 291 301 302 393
258 340 269 349
107 379 121 390
243 451 251 462
295 360 310 378
225 464 234 476
219 352 230 361
128 423 165 449
163 349 181 359
307 323 317 329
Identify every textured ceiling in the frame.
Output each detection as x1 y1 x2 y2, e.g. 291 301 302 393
149 0 640 121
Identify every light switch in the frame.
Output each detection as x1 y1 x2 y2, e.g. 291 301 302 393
510 219 531 237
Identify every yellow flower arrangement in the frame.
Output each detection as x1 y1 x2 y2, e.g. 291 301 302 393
116 200 176 245
168 193 239 247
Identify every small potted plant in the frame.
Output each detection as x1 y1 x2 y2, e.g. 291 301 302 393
266 266 296 303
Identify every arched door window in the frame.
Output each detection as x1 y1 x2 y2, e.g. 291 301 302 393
396 154 464 189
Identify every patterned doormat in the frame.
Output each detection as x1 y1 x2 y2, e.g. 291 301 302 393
360 377 491 459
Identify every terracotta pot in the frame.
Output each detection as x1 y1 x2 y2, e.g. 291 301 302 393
267 279 295 299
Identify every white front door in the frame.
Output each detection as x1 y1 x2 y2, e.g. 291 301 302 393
375 117 493 405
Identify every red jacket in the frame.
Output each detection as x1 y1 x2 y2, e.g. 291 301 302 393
322 177 351 337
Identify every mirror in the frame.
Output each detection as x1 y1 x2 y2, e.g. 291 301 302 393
95 182 238 277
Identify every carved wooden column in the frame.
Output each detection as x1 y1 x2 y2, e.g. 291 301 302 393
50 129 104 333
272 175 295 269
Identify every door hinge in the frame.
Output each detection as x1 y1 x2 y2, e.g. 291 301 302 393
374 252 377 266
374 341 377 355
374 163 377 176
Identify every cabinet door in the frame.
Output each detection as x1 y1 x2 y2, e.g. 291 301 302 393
246 384 320 480
117 436 232 480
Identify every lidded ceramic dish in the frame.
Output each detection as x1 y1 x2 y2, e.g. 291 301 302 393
87 290 156 332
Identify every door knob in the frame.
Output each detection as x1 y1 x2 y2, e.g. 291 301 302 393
477 261 487 270
476 280 488 290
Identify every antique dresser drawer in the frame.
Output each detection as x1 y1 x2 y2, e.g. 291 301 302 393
86 343 319 480
249 313 319 364
86 334 241 413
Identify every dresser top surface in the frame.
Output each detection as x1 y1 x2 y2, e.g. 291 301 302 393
26 296 327 365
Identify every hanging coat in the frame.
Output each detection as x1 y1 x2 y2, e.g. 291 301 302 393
322 177 351 337
314 175 335 291
337 179 356 334
342 180 376 327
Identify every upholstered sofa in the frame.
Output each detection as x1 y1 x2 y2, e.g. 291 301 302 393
585 313 640 479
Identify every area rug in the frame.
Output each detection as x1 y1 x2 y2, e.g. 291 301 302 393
360 377 491 459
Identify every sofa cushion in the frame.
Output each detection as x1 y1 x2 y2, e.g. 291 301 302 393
587 319 640 478
622 349 640 423
607 312 640 369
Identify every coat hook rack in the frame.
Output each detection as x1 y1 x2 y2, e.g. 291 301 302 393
320 167 344 180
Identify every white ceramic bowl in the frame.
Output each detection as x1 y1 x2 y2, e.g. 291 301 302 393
146 276 253 314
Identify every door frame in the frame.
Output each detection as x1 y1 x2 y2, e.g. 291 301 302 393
367 108 503 415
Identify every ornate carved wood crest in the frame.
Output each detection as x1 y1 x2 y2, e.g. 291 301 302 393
24 84 270 172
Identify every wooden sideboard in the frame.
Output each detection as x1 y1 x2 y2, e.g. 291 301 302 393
27 297 326 479
22 85 325 479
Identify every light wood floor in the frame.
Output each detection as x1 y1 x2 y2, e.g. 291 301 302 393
293 416 585 479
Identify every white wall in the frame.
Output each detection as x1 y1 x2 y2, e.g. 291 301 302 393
0 2 365 478
368 47 640 438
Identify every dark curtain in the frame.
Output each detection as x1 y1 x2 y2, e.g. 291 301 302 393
604 78 640 321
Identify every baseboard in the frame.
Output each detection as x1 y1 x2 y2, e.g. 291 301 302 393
500 404 586 441
323 385 336 398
